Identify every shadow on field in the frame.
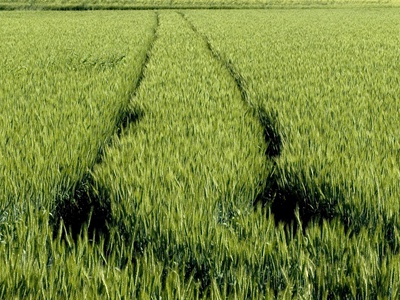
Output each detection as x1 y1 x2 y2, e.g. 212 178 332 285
253 107 343 233
51 102 145 241
254 104 400 260
178 13 321 233
116 104 145 138
52 174 111 240
50 12 158 241
254 171 341 233
180 13 344 234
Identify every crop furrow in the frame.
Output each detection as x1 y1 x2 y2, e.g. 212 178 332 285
182 12 350 233
184 10 400 239
52 12 160 239
180 13 310 227
180 12 282 160
115 12 160 139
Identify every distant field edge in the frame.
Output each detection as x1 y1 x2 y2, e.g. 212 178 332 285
0 2 399 11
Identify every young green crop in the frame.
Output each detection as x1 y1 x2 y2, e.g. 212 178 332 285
186 8 400 231
2 8 400 299
0 10 156 210
90 11 270 297
186 8 400 297
86 9 400 298
0 10 157 298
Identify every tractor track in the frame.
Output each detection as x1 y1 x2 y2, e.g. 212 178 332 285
52 12 160 239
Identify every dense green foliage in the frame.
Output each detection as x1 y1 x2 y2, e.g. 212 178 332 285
90 10 271 298
0 10 157 298
1 8 400 299
0 10 155 208
186 7 400 296
187 7 400 238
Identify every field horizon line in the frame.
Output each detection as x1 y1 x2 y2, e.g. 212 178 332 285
1 2 399 11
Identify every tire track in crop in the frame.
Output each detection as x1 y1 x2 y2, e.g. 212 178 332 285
181 13 340 231
114 12 160 141
52 12 160 239
178 13 292 221
179 12 282 159
181 13 400 249
180 9 304 230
